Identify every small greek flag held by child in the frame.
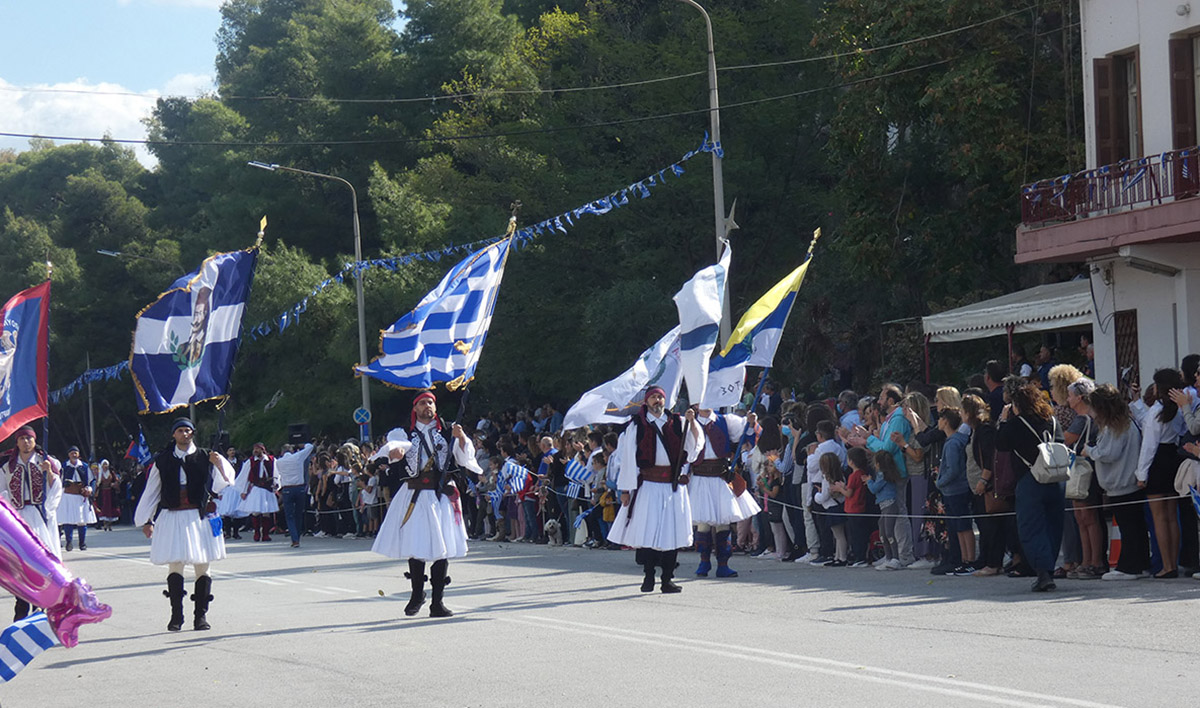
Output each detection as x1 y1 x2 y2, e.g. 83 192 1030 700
573 505 597 529
564 458 592 500
502 460 529 494
0 612 58 682
1190 486 1200 517
487 488 503 514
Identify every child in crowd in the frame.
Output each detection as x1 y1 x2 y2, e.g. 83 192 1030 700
843 447 874 566
597 482 617 545
356 470 379 537
760 453 788 561
815 452 849 566
869 450 903 570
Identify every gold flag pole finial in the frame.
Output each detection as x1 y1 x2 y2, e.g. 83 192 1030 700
806 227 822 258
255 215 268 248
505 200 522 238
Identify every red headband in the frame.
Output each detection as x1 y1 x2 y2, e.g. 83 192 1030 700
411 392 441 430
645 386 667 401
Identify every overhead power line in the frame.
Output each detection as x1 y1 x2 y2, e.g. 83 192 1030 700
0 5 1034 106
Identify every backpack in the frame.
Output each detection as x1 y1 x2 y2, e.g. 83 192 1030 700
1013 416 1072 484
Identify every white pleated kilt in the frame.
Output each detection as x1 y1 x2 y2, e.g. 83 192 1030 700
215 486 247 518
688 476 761 525
371 482 468 562
149 509 227 565
606 481 693 551
237 486 279 515
18 506 61 559
57 494 98 525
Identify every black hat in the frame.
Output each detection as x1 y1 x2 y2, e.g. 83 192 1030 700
172 417 195 432
67 445 80 453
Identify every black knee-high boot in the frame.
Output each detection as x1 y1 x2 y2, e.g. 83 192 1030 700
192 575 213 631
164 573 187 631
404 559 427 616
661 549 681 593
640 549 660 592
78 524 87 550
429 559 453 618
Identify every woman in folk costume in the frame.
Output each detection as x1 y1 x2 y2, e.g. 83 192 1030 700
371 391 482 618
0 425 62 620
235 442 279 541
58 446 98 551
95 460 121 531
134 418 235 632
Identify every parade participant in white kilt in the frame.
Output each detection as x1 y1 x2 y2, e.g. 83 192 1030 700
134 418 235 632
607 387 702 593
0 425 62 620
371 391 482 618
690 407 761 578
235 442 279 541
58 445 97 551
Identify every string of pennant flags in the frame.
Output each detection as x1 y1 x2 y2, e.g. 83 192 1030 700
48 134 721 406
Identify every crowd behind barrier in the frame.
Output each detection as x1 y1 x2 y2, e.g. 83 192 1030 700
44 344 1200 591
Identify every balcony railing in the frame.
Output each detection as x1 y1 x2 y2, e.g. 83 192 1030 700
1020 146 1200 227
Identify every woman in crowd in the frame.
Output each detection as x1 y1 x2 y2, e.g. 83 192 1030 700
996 383 1065 592
1048 364 1085 577
962 394 1003 576
1082 384 1149 580
1134 369 1185 578
1064 377 1105 579
748 418 785 557
96 459 121 531
897 391 936 569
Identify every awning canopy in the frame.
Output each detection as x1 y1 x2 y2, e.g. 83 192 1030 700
921 280 1093 343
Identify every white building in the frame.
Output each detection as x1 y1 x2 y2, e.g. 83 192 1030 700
1017 0 1200 386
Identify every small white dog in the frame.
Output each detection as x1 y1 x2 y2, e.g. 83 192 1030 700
544 519 563 546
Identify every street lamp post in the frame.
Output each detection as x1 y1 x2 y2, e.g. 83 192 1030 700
247 161 372 440
671 0 731 342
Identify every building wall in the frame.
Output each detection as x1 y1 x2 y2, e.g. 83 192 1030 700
1089 244 1200 386
1081 0 1200 168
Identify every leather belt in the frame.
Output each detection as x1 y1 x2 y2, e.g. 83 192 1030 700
639 466 673 483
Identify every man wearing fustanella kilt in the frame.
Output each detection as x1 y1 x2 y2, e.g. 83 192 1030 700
689 407 761 578
134 417 235 632
235 442 279 541
58 445 97 551
371 391 482 618
607 386 702 593
0 425 62 620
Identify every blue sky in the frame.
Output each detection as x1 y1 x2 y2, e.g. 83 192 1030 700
0 1 404 166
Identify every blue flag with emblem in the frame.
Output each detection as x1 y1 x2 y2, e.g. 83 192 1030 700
0 612 57 682
357 238 511 390
129 248 258 413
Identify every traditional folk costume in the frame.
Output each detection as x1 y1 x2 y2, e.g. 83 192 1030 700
134 418 235 632
235 447 279 541
58 448 98 551
95 460 121 530
606 390 701 593
690 412 761 578
0 426 63 619
371 392 482 618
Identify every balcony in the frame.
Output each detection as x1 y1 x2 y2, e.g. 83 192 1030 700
1016 146 1200 264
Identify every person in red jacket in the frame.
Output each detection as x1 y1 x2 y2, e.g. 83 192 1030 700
844 447 875 566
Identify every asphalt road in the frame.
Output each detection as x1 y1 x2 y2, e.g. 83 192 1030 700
5 528 1197 707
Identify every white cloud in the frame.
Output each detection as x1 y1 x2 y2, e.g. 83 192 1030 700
0 73 215 168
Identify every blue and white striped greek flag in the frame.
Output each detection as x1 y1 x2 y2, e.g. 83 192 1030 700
502 459 530 494
357 238 511 390
487 487 503 514
674 243 730 408
573 505 597 529
564 457 592 500
130 248 258 413
1190 485 1200 518
0 612 57 682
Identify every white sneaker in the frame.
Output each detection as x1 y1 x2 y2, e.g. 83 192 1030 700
907 559 936 570
795 552 819 564
313 531 327 538
875 561 895 571
849 560 871 568
1101 570 1139 581
886 558 906 570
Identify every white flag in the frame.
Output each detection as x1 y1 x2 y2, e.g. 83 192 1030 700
562 326 683 430
673 244 730 409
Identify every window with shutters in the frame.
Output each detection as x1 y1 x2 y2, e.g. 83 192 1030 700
1094 52 1142 165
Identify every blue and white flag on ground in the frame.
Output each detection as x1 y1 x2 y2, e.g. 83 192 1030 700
564 457 592 499
0 612 57 682
674 243 730 407
562 326 683 430
357 238 511 390
130 248 258 413
501 459 530 495
703 257 812 409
